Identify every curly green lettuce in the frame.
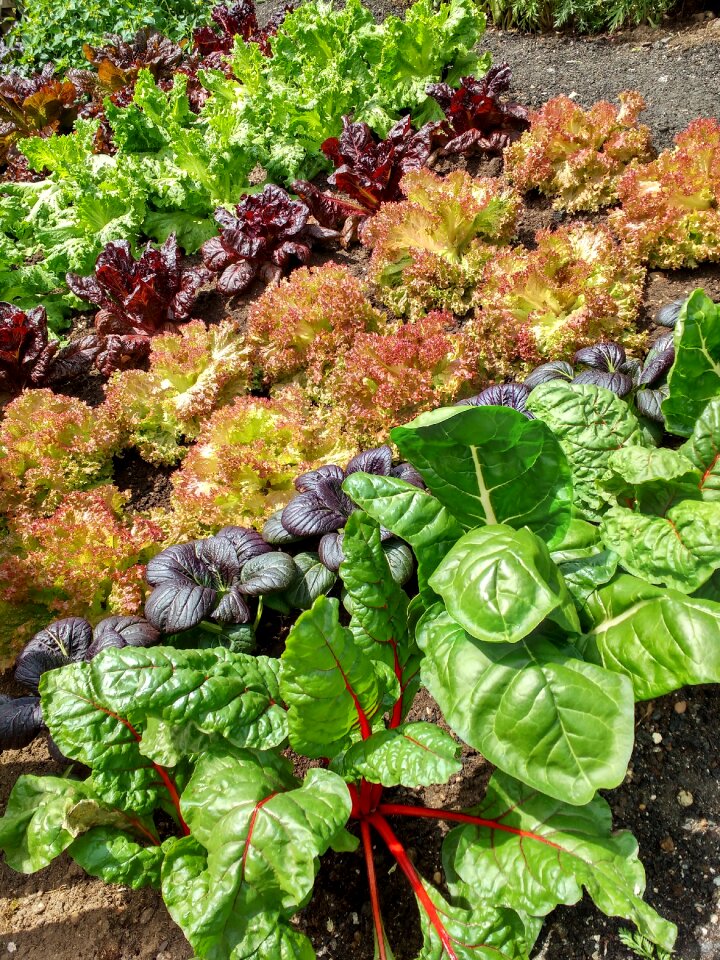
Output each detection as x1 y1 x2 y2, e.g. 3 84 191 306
362 167 521 317
609 118 720 269
504 91 654 213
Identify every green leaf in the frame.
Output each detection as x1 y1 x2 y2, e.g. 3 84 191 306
161 835 315 960
600 500 720 593
342 472 464 603
557 550 618 609
679 396 720 500
428 525 580 644
40 663 171 815
663 290 720 437
0 775 89 872
416 606 634 804
86 646 288 752
443 771 677 952
391 405 572 545
163 754 349 960
527 382 649 520
583 575 720 700
69 827 165 890
602 447 702 514
285 552 338 610
280 596 391 757
414 882 531 960
337 722 461 787
340 511 409 647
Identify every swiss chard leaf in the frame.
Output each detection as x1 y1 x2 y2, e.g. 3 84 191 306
443 771 676 951
680 395 720 499
428 526 580 644
337 722 461 788
663 290 720 437
280 596 392 758
416 606 634 805
69 827 165 890
391 405 572 545
583 575 720 700
527 381 649 520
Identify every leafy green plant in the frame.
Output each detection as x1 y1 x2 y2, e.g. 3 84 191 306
476 0 676 32
7 0 207 72
619 927 674 960
0 507 676 959
504 91 654 213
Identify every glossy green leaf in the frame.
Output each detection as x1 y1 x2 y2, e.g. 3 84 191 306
40 662 172 815
527 382 649 519
163 753 349 960
428 525 580 643
663 290 720 437
340 511 409 648
680 396 720 500
285 552 338 610
549 518 603 563
343 472 464 602
280 596 391 757
0 775 90 872
414 881 531 960
602 447 702 514
416 606 634 804
391 405 572 545
161 835 315 960
86 646 288 751
583 575 720 700
600 500 720 593
69 827 165 890
557 550 618 609
443 771 676 952
337 722 461 787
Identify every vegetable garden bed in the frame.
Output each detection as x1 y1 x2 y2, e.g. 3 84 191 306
1 3 720 960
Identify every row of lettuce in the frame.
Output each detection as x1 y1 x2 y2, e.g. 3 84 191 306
4 291 720 958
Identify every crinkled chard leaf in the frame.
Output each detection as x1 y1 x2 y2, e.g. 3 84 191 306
428 525 579 644
527 382 649 520
69 827 166 890
443 771 676 951
663 289 720 437
416 606 633 805
680 396 720 500
0 695 44 752
16 617 93 690
280 596 390 758
337 722 461 788
391 405 572 545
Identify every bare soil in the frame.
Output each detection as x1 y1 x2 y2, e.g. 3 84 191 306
3 9 720 960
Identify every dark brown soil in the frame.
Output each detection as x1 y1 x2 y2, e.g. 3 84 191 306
113 450 175 514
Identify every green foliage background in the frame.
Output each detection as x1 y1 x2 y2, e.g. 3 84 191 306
5 0 209 72
477 0 677 31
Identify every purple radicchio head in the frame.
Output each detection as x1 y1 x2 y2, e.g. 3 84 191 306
144 527 296 634
263 445 424 572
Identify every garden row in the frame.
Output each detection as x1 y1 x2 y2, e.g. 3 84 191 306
2 0 720 957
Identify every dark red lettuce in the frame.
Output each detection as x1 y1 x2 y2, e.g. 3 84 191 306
0 303 99 397
66 235 209 375
427 64 529 157
193 0 292 60
201 186 339 294
0 65 81 167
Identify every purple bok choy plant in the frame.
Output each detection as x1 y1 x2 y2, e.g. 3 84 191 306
0 615 158 753
262 445 423 572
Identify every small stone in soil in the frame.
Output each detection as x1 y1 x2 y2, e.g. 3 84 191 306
675 700 688 714
678 789 694 807
661 836 676 852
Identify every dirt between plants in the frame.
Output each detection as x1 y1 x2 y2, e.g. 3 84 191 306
3 10 720 960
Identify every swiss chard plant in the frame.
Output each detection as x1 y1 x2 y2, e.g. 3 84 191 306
0 505 677 960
